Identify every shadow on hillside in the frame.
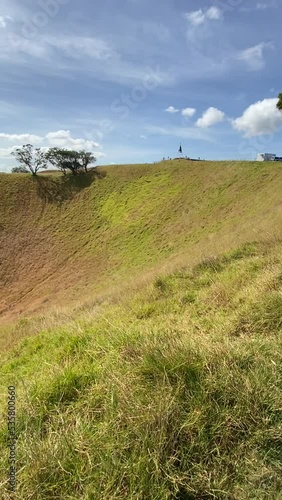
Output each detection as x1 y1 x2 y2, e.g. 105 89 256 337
35 170 106 204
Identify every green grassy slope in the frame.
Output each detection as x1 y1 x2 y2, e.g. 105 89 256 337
0 239 282 498
1 160 282 321
1 161 282 498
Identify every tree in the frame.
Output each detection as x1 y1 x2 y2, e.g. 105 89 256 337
46 148 69 175
277 93 282 111
11 144 48 176
47 148 96 175
79 151 96 172
46 148 81 176
11 166 29 174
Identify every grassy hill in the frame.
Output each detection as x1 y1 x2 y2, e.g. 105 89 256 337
1 160 282 321
1 160 282 498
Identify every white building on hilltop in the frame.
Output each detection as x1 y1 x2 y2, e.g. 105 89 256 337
256 153 276 162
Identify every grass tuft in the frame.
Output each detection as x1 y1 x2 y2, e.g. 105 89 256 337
234 291 282 336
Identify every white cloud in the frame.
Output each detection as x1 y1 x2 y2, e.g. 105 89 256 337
256 1 277 9
232 98 282 137
140 135 147 139
182 108 196 118
0 146 16 158
0 130 106 164
49 36 115 60
90 151 106 159
45 130 101 151
196 107 225 128
238 42 273 71
0 32 173 87
0 133 43 143
145 124 213 141
165 106 179 114
185 9 205 26
4 35 115 61
240 1 277 12
206 7 222 20
0 15 11 28
184 6 222 26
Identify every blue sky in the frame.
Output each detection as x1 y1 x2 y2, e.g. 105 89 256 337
0 0 282 170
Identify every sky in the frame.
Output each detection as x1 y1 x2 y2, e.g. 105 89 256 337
0 0 282 171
